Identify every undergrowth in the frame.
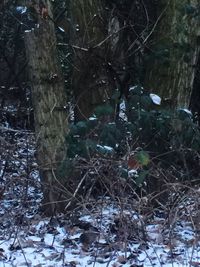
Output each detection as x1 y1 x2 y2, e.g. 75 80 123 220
62 85 200 211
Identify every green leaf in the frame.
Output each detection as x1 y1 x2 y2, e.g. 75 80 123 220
111 90 121 100
129 85 144 96
70 121 88 136
86 139 97 151
141 95 153 109
119 167 128 179
94 104 114 117
99 123 122 147
76 121 88 136
135 151 150 166
128 95 141 109
135 170 148 186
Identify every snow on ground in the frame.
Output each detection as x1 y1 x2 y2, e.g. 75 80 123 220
1 128 200 266
0 200 200 267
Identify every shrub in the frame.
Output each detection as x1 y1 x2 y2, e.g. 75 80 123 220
63 85 200 204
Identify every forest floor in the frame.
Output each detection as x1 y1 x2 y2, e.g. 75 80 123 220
1 128 200 267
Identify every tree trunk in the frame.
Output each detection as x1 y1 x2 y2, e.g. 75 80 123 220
71 0 114 121
144 0 199 108
24 0 69 215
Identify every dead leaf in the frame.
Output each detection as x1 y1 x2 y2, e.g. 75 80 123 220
69 260 79 266
112 263 120 267
189 261 200 267
44 252 61 261
117 255 127 264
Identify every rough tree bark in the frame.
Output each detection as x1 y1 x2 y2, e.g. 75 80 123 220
144 0 200 108
71 0 114 121
24 0 69 215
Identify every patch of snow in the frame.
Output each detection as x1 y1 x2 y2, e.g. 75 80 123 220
0 202 200 267
96 145 114 153
58 27 65 32
119 100 127 121
179 108 192 116
128 169 138 177
129 85 144 92
16 6 27 14
103 145 114 151
79 215 94 223
150 93 162 105
89 116 97 121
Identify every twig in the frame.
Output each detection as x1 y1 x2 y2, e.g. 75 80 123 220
17 237 30 267
65 172 88 210
0 126 32 133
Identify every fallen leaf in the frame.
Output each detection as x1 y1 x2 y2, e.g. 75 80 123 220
189 261 200 267
117 255 127 264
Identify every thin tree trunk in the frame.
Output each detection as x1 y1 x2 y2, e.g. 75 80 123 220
24 0 69 215
144 0 199 108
